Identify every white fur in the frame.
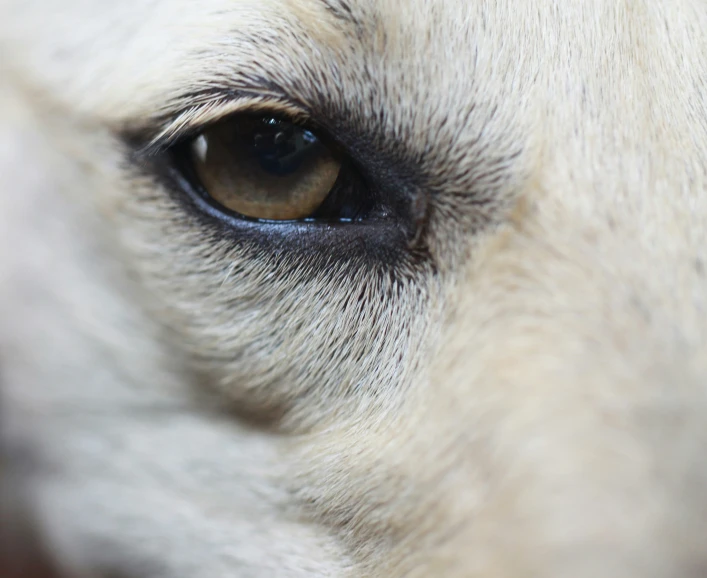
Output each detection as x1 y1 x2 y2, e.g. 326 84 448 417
1 1 707 576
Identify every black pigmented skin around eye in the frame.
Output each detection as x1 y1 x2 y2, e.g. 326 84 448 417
126 109 432 271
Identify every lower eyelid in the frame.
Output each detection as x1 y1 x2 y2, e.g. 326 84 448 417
142 142 417 272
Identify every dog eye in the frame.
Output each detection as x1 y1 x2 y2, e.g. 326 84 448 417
188 116 343 221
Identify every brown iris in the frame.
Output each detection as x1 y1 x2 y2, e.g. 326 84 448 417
190 116 341 221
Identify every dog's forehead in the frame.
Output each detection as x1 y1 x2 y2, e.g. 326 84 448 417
4 0 705 217
4 0 525 124
4 0 539 212
4 1 705 134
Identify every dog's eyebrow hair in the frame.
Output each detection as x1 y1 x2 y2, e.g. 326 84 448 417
123 2 368 146
124 5 368 152
320 0 360 25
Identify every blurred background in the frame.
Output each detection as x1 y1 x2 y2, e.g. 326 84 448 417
1 455 63 578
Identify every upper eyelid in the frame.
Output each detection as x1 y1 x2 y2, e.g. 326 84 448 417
137 92 312 157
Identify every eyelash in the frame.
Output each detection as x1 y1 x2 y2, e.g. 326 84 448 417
143 97 313 155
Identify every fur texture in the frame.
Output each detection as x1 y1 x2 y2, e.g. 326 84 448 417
1 1 707 576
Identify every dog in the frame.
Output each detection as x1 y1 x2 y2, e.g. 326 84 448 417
1 1 707 576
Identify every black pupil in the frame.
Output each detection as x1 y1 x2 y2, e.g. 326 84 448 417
247 118 321 177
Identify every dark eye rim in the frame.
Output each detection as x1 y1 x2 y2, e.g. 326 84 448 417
148 143 419 270
167 112 393 226
124 101 434 270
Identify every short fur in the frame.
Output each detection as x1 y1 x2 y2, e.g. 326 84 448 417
1 1 707 576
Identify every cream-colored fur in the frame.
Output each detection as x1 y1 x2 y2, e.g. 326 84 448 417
1 1 707 576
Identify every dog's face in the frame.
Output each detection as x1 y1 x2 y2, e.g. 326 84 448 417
2 1 707 576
